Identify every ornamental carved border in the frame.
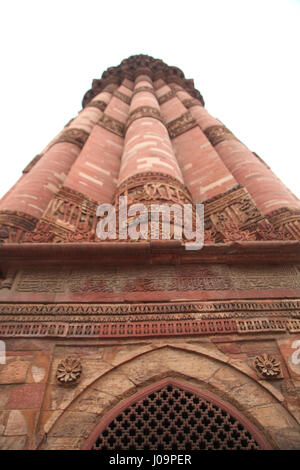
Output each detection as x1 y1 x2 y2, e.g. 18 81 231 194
51 128 90 149
158 89 176 105
24 186 98 243
203 185 264 235
267 207 300 240
114 90 131 105
0 210 39 243
86 100 108 112
167 111 197 139
116 172 192 199
132 86 156 97
1 299 300 316
204 125 236 146
126 106 164 130
0 315 299 338
181 98 202 109
98 114 125 137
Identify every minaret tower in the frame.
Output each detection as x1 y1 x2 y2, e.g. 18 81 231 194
0 55 299 451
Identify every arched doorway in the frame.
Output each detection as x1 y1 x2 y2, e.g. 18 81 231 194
83 379 271 450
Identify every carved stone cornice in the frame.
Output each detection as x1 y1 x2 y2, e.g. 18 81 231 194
204 125 236 146
126 106 164 131
22 154 42 174
158 89 176 105
167 112 197 138
98 114 125 137
86 100 107 112
51 128 90 149
114 90 131 105
82 55 204 108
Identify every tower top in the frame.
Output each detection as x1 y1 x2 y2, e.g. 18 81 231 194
82 54 205 108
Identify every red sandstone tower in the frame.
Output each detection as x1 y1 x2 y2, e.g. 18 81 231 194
0 55 299 450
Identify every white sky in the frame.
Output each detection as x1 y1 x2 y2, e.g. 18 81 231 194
0 0 299 200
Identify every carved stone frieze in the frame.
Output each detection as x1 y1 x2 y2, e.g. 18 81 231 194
98 114 125 137
204 125 236 146
126 106 164 130
167 112 197 138
25 186 98 243
12 264 300 295
0 210 39 243
116 172 192 207
86 100 107 112
158 89 176 105
267 207 300 240
52 128 90 149
254 354 282 379
114 90 131 105
181 98 202 109
255 220 293 241
113 173 195 241
132 86 155 97
204 185 263 234
56 357 82 385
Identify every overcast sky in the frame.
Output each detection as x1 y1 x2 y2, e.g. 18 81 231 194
0 0 299 200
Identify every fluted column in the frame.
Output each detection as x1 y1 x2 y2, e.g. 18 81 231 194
154 79 238 203
115 74 193 240
25 82 132 242
175 86 300 214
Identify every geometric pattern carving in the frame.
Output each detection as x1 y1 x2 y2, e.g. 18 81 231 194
90 384 264 450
